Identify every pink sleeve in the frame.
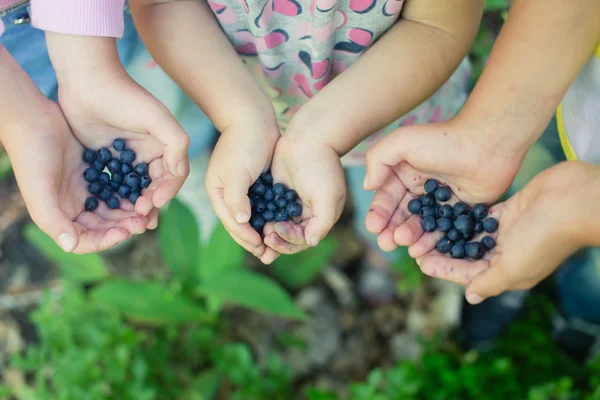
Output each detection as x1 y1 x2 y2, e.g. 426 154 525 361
31 0 125 38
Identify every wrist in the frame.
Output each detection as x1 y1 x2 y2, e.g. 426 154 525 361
221 111 281 148
283 105 347 156
570 164 600 247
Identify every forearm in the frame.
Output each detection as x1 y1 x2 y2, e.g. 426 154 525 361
460 0 600 155
130 0 276 133
288 0 483 155
574 163 600 248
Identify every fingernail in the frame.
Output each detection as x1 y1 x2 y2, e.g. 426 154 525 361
466 293 484 305
176 161 187 177
308 235 320 247
235 212 249 224
362 174 370 189
58 232 76 252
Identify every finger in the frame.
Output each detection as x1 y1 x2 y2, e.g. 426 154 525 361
152 175 186 208
260 247 281 265
227 227 266 258
408 229 445 259
222 170 253 224
72 226 131 254
365 173 408 234
147 208 159 230
264 232 309 254
465 266 514 305
417 253 490 285
392 214 424 246
273 221 306 245
303 195 343 248
77 212 148 235
31 204 80 252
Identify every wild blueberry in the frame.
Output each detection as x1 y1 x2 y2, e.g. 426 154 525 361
424 179 438 194
464 242 485 260
254 199 267 213
251 181 266 197
113 138 126 151
98 147 112 163
125 172 140 190
121 163 132 174
421 216 437 233
262 210 275 222
88 181 102 195
437 238 453 254
435 186 452 202
451 244 465 259
83 168 100 182
109 180 120 190
120 148 136 164
92 159 106 172
140 176 151 189
420 206 436 218
456 239 466 246
408 198 422 214
454 214 474 234
106 196 120 210
421 194 435 207
117 185 131 199
99 186 113 201
85 197 99 211
285 190 297 203
273 183 286 197
249 197 255 208
264 189 274 201
439 204 454 218
274 209 289 222
83 149 97 163
250 215 266 232
462 231 474 242
434 203 441 218
287 202 302 217
129 192 141 204
453 202 471 217
481 236 496 250
472 203 489 221
134 163 148 176
112 171 124 184
473 221 483 234
260 173 273 185
267 201 277 212
437 218 453 232
107 158 122 173
276 197 288 209
483 218 499 233
98 172 110 185
446 229 460 242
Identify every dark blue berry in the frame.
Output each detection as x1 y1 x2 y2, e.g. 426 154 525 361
117 185 131 199
462 231 474 242
421 194 435 207
121 163 132 174
134 163 148 176
98 172 110 186
424 179 438 194
260 173 273 185
99 186 113 201
473 221 483 234
109 180 120 190
435 186 452 202
437 238 453 254
88 182 102 195
83 168 100 182
98 147 112 163
439 204 454 218
420 206 436 218
249 197 255 208
264 189 274 201
456 239 466 246
120 148 136 164
262 210 275 222
267 201 277 212
84 197 99 211
140 176 151 189
113 138 126 151
107 158 122 173
250 215 266 232
453 202 471 217
106 196 120 210
446 228 460 241
421 216 437 232
92 158 106 172
437 218 453 232
407 198 422 214
276 197 288 209
434 203 441 218
129 192 141 204
125 173 140 190
451 244 465 259
481 236 496 250
274 209 289 222
83 149 97 163
111 171 124 184
287 202 302 217
472 203 489 221
465 242 485 260
285 190 297 203
273 183 286 197
254 199 267 213
483 218 499 233
251 182 266 197
454 214 474 234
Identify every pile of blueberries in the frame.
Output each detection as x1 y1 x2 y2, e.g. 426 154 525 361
82 139 151 212
248 172 303 233
407 179 499 260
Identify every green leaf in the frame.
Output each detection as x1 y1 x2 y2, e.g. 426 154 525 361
197 269 306 320
25 224 109 283
186 369 220 400
270 237 337 289
91 279 212 325
159 199 200 282
200 223 244 280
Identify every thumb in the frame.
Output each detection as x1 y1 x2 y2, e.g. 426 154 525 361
222 170 253 224
304 192 343 248
31 205 80 252
465 265 513 305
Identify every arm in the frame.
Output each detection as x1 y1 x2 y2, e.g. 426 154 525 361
287 0 483 155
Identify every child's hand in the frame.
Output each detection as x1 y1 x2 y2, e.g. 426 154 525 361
363 119 524 253
414 161 600 305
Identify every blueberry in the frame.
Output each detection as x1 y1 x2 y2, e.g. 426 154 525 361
462 231 474 242
109 180 120 190
92 159 106 172
472 203 489 221
121 163 132 174
437 218 453 232
134 163 148 176
454 214 474 234
113 138 126 151
106 196 120 210
250 215 266 232
473 221 483 234
435 186 452 202
421 194 435 207
446 229 460 241
456 239 466 246
83 168 100 182
98 147 112 163
451 244 465 259
88 182 102 195
264 189 274 201
273 183 286 197
274 209 289 222
464 242 485 260
129 192 141 204
436 238 453 254
276 197 288 209
439 204 454 218
407 198 422 214
262 210 275 222
107 158 122 173
140 176 151 189
453 202 471 217
120 148 136 164
249 197 255 208
424 179 438 194
434 203 441 218
99 186 113 201
285 190 297 203
287 202 302 217
482 218 499 233
98 172 110 186
83 149 97 163
260 173 274 185
112 171 124 184
125 173 140 190
251 181 266 197
254 199 267 213
85 197 99 211
267 201 277 212
421 216 437 233
117 185 131 199
420 206 436 218
481 236 496 250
